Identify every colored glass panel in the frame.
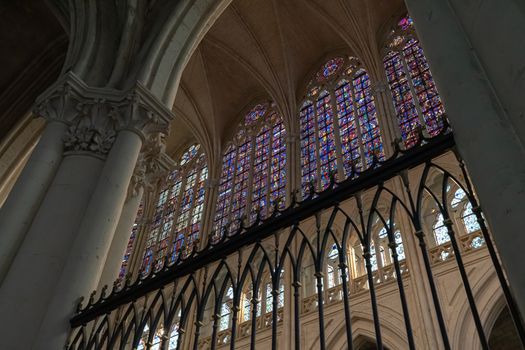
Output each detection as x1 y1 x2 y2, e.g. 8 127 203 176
316 57 344 82
352 69 384 166
230 140 251 231
384 50 420 147
245 104 268 125
180 144 200 165
316 91 337 189
270 117 287 208
300 102 317 195
214 146 236 234
335 80 361 176
402 39 445 136
118 200 144 280
251 127 270 221
398 16 414 30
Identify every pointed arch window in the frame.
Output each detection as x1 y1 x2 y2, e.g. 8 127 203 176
300 56 384 195
214 104 287 235
140 145 208 276
383 15 446 148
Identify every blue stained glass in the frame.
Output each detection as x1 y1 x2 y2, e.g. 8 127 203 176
300 102 317 195
352 69 384 166
269 116 286 209
245 103 268 125
316 57 344 82
230 140 251 231
336 80 361 176
214 146 237 234
317 91 337 189
251 127 270 221
180 144 200 165
384 16 446 148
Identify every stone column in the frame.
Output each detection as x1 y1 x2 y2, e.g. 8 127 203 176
0 152 105 350
97 133 174 289
98 184 144 290
0 120 66 284
405 0 525 316
34 129 144 349
372 81 401 156
0 73 174 350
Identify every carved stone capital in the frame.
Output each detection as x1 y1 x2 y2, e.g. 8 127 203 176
34 72 174 157
128 131 175 199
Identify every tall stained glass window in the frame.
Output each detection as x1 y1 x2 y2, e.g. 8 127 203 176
118 199 144 280
300 56 384 195
383 15 446 148
140 145 208 276
213 104 287 236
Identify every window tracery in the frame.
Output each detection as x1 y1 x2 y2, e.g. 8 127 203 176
301 56 384 195
213 104 287 235
383 15 446 148
140 145 208 276
241 272 284 322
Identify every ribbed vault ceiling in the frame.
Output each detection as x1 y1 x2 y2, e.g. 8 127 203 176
169 0 405 170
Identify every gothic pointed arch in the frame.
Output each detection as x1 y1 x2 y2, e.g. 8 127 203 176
382 14 446 148
213 103 287 236
300 56 384 195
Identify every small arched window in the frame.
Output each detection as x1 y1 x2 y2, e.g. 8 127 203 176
214 104 287 235
300 56 384 195
383 15 446 148
219 287 234 331
141 145 208 276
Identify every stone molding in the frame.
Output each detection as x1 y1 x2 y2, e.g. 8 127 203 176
33 71 174 157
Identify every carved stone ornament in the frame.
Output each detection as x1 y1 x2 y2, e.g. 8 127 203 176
34 71 174 157
128 131 175 199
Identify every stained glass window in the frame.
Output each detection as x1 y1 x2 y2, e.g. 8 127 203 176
300 57 384 195
370 242 378 271
242 285 262 321
394 230 405 260
384 15 446 148
118 199 144 280
316 57 344 82
214 105 287 235
140 146 208 276
245 104 268 125
433 213 450 245
137 324 150 350
219 287 234 331
462 202 481 234
168 324 179 350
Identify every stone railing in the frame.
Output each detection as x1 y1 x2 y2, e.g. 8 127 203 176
198 308 284 348
429 230 485 265
301 260 409 314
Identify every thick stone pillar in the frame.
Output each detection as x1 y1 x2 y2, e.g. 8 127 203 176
0 120 66 284
34 129 143 349
0 153 105 350
0 73 174 350
404 0 525 316
97 137 173 289
98 185 144 289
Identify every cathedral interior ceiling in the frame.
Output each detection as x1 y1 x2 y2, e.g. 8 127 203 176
170 0 403 158
0 1 66 140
